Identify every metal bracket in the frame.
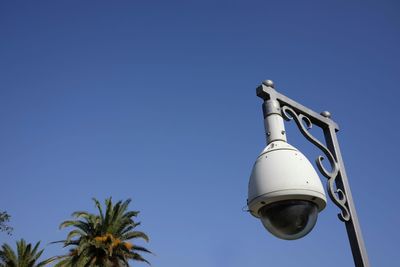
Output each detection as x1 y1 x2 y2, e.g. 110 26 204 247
281 105 350 221
256 82 340 131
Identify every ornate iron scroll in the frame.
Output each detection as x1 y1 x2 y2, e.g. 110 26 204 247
281 105 350 221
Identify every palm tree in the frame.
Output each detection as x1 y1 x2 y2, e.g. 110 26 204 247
53 198 151 266
0 239 54 267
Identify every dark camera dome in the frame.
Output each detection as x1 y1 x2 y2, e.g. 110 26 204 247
259 200 318 240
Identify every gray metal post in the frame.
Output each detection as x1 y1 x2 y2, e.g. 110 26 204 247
323 125 370 267
256 80 370 267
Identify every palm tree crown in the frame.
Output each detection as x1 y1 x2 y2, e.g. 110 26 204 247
0 239 53 267
54 197 151 267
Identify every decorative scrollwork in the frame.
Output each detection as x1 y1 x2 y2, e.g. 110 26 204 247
281 106 350 221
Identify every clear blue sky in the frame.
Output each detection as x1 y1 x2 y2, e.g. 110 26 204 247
1 1 399 266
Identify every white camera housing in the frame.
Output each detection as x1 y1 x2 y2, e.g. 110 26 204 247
248 140 326 217
248 140 327 239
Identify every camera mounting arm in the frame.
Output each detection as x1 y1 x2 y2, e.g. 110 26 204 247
256 80 369 267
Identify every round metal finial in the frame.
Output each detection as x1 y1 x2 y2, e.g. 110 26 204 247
262 80 275 88
321 111 331 118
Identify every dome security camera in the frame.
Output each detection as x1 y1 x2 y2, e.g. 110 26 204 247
248 94 327 240
248 140 327 240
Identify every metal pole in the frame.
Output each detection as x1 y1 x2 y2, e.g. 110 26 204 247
323 124 370 267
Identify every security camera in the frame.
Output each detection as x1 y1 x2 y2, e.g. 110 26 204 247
247 95 327 240
248 141 326 240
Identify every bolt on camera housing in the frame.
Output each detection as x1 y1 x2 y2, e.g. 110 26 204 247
248 82 326 240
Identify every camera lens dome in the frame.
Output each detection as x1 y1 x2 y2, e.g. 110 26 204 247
259 200 318 240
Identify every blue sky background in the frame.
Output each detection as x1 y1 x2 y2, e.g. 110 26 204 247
0 1 399 266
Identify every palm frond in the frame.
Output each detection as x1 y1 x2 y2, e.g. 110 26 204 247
93 198 104 224
71 211 91 219
131 245 152 254
121 231 149 242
